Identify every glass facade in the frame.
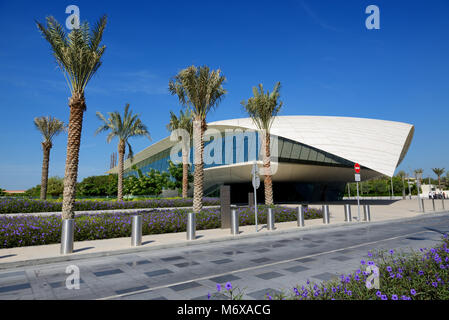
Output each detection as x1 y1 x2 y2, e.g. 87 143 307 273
124 129 353 178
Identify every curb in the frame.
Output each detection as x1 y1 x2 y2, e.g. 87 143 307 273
1 210 448 270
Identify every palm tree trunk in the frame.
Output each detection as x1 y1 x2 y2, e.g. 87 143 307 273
61 93 85 220
402 177 406 199
192 118 204 213
40 142 52 200
117 140 125 201
182 144 188 198
263 130 274 205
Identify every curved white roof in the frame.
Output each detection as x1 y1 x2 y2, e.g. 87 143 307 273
208 116 414 177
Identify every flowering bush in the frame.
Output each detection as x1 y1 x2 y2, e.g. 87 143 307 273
0 197 220 214
0 205 322 248
274 234 449 300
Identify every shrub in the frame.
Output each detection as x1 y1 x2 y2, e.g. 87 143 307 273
0 205 322 248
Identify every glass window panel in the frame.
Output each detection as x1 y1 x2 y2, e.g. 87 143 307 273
281 140 293 158
290 143 302 159
299 145 310 160
316 152 325 163
308 149 318 161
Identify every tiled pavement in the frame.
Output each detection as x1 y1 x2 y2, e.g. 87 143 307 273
0 214 448 300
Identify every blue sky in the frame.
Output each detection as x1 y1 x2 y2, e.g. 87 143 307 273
0 0 448 189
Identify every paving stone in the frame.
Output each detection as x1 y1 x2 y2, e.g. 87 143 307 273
295 257 316 263
0 283 31 293
93 269 124 277
174 261 200 268
210 259 233 264
284 265 309 273
312 272 338 281
126 260 151 267
144 269 173 277
254 248 270 253
223 250 244 255
255 272 283 280
169 281 202 292
330 255 351 262
250 257 271 264
115 285 149 295
161 256 185 262
247 288 283 300
209 274 240 283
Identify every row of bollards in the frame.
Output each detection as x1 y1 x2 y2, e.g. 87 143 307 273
60 203 375 254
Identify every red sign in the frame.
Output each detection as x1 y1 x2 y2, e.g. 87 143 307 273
354 163 361 173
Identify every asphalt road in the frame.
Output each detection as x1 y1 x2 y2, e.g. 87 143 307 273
0 213 448 300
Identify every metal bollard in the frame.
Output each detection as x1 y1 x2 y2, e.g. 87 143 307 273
432 198 436 211
131 215 142 246
187 212 196 240
442 198 445 210
322 205 330 224
297 205 306 227
60 219 74 255
344 204 352 222
363 205 371 222
421 199 425 212
231 209 239 235
267 208 275 230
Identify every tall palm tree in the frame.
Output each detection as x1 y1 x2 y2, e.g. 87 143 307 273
432 168 445 190
169 66 227 213
167 109 193 198
36 15 107 219
397 170 407 199
34 116 66 200
95 104 151 201
241 82 283 205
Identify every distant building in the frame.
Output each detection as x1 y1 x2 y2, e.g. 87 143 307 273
108 116 414 203
4 190 26 194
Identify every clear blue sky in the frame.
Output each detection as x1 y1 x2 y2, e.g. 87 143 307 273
0 0 448 189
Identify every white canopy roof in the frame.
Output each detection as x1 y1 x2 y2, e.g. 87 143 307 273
208 116 414 177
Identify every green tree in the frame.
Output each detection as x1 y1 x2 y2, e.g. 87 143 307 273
0 188 6 196
167 160 193 195
241 82 283 205
167 109 193 198
25 176 64 198
33 116 66 200
36 15 107 220
432 168 445 190
397 170 407 199
77 174 118 197
124 169 170 196
95 104 151 201
169 66 227 213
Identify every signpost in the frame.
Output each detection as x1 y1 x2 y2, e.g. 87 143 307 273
354 163 361 221
252 162 260 232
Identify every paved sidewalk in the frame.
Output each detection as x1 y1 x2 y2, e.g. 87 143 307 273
0 199 447 269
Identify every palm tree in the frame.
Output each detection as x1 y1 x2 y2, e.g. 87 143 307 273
34 116 66 200
241 82 283 205
432 168 445 190
95 104 151 201
36 15 107 219
169 66 227 213
167 109 193 198
397 170 407 199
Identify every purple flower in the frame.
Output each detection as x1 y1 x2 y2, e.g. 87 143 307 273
381 295 388 300
392 295 398 300
216 284 221 292
389 249 394 255
225 282 232 291
410 289 416 295
386 266 392 272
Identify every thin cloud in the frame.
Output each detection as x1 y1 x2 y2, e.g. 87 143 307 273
299 0 341 32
